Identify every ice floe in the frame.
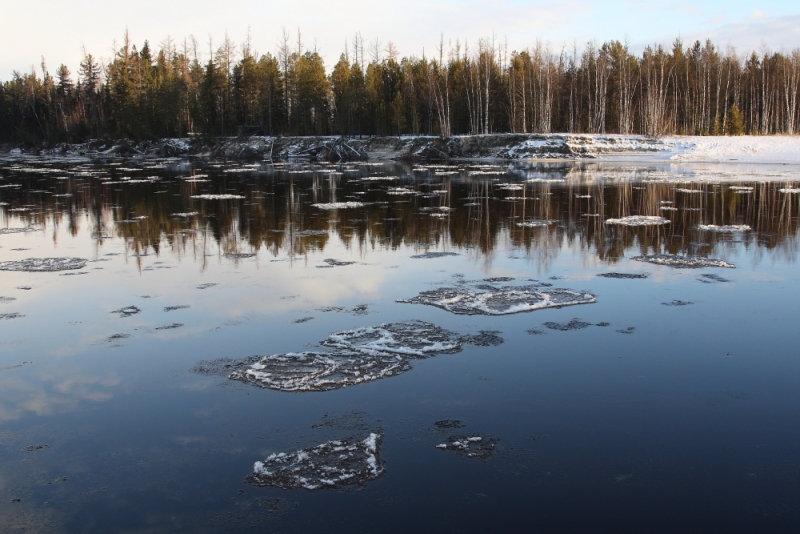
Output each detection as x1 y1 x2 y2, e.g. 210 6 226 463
0 227 40 235
605 216 670 226
196 320 501 392
398 281 595 316
112 306 141 317
247 433 384 490
516 219 556 228
696 224 751 232
698 273 730 283
436 434 499 459
410 251 460 259
597 272 649 279
779 188 800 193
191 194 246 200
196 283 218 289
317 258 356 267
311 202 366 210
662 300 694 306
632 254 735 268
543 318 592 331
0 257 87 272
294 230 328 237
155 323 183 330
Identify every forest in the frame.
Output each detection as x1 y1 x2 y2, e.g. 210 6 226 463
1 30 799 143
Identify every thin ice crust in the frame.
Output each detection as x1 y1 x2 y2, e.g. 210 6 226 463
0 257 87 272
221 320 492 392
398 287 595 315
632 254 735 268
247 433 384 490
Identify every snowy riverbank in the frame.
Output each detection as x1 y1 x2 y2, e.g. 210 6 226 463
2 133 800 164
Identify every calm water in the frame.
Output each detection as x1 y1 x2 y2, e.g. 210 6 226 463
1 157 799 533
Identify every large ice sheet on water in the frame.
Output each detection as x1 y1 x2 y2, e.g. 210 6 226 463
247 433 384 490
0 257 87 272
398 283 595 315
632 254 735 268
196 320 502 392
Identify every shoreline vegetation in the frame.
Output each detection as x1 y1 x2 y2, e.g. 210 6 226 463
1 31 798 146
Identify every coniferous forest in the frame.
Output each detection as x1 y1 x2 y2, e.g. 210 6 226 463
1 31 799 143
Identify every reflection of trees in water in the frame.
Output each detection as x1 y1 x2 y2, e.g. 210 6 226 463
2 160 800 270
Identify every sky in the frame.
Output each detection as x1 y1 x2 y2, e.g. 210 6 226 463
2 0 800 80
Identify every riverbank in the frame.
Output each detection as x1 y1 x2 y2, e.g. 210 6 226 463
2 133 800 164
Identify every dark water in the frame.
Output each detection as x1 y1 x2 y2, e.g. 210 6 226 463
1 157 799 532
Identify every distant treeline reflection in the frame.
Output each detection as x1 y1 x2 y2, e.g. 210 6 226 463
1 161 799 269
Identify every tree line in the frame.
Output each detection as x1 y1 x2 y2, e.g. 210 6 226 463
1 30 799 142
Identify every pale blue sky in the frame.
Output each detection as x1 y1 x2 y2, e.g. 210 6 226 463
2 1 799 79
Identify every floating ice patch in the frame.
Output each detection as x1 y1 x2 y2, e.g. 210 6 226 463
698 273 730 283
675 188 704 193
191 194 245 200
729 186 753 192
659 206 678 211
294 230 328 237
171 212 199 217
247 433 384 490
112 306 141 318
696 224 751 232
386 187 416 195
543 318 591 331
156 323 183 330
311 202 366 210
0 227 39 235
436 434 499 460
662 300 694 306
108 333 130 341
632 254 735 269
779 188 800 193
0 257 87 272
420 206 455 212
398 285 595 316
410 251 459 259
516 219 556 228
199 320 498 392
318 259 356 267
197 283 218 289
434 419 465 429
597 272 649 279
605 216 670 226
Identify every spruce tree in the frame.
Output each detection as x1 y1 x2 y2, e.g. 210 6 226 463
727 104 744 135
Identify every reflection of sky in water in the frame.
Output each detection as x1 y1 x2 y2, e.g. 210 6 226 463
0 159 799 531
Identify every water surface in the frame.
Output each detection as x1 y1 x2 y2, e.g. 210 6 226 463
1 158 798 532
